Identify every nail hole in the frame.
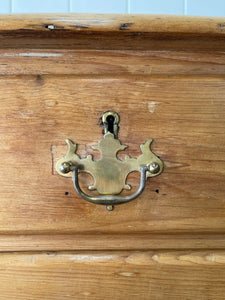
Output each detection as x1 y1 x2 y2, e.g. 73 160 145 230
155 189 159 194
45 24 55 30
65 192 70 196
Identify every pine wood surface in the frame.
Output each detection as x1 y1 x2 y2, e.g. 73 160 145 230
0 234 224 252
0 14 225 34
0 14 225 50
0 75 225 239
0 14 225 299
0 250 225 300
0 49 225 76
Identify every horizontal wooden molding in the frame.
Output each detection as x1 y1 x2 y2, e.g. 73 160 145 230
0 250 225 299
0 14 224 35
0 234 224 252
0 14 225 50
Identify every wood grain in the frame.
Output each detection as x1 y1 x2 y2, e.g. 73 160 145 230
0 234 224 252
0 14 224 50
0 49 225 76
1 14 225 299
0 14 225 34
0 250 225 299
0 75 225 241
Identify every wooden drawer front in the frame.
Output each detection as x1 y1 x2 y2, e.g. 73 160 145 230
0 14 225 300
1 251 225 300
1 65 225 249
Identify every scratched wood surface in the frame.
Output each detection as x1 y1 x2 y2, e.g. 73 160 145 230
1 75 225 238
0 16 224 252
1 13 225 300
0 14 225 51
0 250 225 300
1 49 225 76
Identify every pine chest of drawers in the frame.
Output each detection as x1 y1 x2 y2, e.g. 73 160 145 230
1 14 225 299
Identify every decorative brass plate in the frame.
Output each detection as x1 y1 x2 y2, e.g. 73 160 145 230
56 111 163 210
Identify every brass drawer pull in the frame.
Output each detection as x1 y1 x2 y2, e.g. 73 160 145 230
56 111 163 211
72 165 147 211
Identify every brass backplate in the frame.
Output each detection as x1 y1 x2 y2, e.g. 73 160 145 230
56 127 163 195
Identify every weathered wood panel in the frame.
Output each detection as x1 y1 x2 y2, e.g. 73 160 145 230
1 13 225 300
0 250 225 299
0 15 225 50
1 14 225 34
0 49 225 75
0 75 225 241
0 234 224 251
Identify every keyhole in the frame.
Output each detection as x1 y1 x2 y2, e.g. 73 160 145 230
102 111 119 138
106 115 115 134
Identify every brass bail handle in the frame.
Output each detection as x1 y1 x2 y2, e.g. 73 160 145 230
56 111 164 211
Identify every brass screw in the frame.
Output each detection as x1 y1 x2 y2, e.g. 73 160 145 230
148 162 160 174
59 162 72 174
106 205 114 211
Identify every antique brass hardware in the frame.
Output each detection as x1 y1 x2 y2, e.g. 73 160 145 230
56 111 163 211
